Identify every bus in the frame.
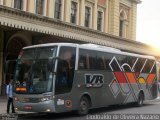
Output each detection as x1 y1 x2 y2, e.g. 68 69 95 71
13 43 158 115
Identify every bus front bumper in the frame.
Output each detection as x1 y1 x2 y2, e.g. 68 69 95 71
14 100 56 113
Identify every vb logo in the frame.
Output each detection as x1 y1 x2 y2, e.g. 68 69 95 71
85 74 104 87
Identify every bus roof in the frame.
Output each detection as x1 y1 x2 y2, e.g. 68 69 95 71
23 43 155 60
23 43 78 49
79 44 155 60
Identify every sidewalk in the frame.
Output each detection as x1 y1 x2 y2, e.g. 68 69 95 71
0 96 18 120
0 95 7 114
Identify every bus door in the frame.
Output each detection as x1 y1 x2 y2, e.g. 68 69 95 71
54 46 76 112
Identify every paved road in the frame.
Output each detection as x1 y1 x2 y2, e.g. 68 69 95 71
17 98 160 120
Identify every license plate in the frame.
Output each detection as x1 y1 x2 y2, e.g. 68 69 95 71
24 105 32 110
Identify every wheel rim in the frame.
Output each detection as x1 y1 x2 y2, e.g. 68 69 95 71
80 100 88 113
139 95 143 105
139 97 142 105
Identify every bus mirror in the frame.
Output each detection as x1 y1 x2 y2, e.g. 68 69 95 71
48 57 59 72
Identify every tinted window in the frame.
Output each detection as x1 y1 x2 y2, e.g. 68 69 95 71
96 52 106 70
119 56 137 72
55 47 76 94
79 49 88 69
15 47 57 94
142 59 155 73
103 53 113 71
151 61 156 74
134 58 145 72
79 49 96 70
79 49 112 71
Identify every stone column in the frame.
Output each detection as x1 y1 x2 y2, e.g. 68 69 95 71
93 0 97 30
5 0 12 7
47 0 54 18
61 0 65 21
43 0 47 16
79 0 85 26
27 0 35 13
104 0 109 33
108 0 119 36
130 3 137 40
64 0 71 23
23 0 27 11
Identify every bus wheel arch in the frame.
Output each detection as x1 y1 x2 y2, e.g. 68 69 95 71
82 94 92 108
136 90 145 107
77 94 92 115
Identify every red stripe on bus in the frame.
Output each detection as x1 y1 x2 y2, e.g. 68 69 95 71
146 74 156 84
114 72 127 83
126 72 137 83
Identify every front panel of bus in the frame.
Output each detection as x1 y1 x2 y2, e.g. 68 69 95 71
13 46 58 112
13 45 78 113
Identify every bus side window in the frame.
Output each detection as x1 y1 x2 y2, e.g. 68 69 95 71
79 58 85 69
134 58 143 72
86 53 90 69
78 49 90 70
97 52 106 70
105 53 113 71
79 51 87 69
55 47 76 94
83 50 96 70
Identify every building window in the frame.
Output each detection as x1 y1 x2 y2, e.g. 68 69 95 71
119 5 129 38
97 11 103 31
14 0 23 10
119 19 123 37
35 0 44 15
119 9 128 38
70 1 77 24
85 6 91 27
54 0 62 19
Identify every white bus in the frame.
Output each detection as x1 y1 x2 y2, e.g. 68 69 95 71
13 43 158 115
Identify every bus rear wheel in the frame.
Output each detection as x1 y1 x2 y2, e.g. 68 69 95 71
77 97 89 115
136 92 144 107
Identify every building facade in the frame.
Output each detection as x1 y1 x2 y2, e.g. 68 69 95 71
0 0 140 39
1 0 160 95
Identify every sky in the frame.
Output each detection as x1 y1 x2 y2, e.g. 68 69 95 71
136 0 160 48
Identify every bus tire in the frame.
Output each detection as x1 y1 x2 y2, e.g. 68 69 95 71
77 96 89 115
136 92 144 107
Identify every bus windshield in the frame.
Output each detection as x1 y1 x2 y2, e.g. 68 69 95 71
14 47 57 94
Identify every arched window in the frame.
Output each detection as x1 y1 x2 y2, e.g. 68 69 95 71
119 9 128 38
14 0 23 10
35 0 45 15
97 11 102 31
70 1 77 24
54 0 62 19
85 6 91 27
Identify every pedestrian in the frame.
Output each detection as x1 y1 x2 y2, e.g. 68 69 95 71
6 79 15 114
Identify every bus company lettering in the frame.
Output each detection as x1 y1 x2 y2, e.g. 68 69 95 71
85 74 104 87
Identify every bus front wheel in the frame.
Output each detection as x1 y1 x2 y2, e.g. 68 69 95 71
77 97 89 115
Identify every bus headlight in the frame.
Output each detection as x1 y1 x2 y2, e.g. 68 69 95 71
40 96 52 102
14 97 19 101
